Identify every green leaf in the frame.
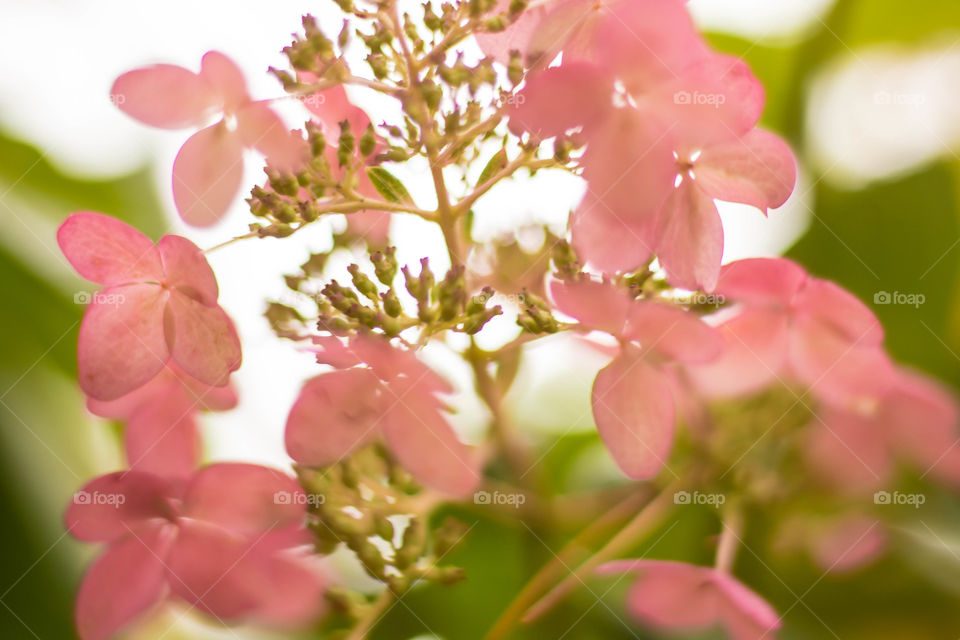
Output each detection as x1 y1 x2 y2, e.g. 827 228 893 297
366 166 414 205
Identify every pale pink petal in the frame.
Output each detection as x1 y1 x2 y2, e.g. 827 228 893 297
598 560 719 629
882 369 959 474
810 516 885 573
570 195 655 274
345 211 392 247
111 65 217 129
508 63 611 139
687 308 790 397
125 399 200 479
172 124 245 227
653 179 724 292
233 552 326 628
58 212 163 286
237 102 306 171
696 129 797 212
285 369 383 467
715 257 807 307
157 235 219 305
75 525 176 640
525 0 605 67
805 409 892 494
548 276 632 337
591 350 675 479
199 50 248 110
312 335 365 369
298 82 372 140
793 278 885 347
474 0 549 64
381 387 481 496
165 291 242 387
78 284 170 401
182 463 306 535
349 334 455 395
712 572 782 640
65 472 175 543
623 300 721 363
87 364 237 418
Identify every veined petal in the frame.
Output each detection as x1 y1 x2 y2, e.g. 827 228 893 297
570 195 655 274
112 65 217 129
172 124 245 227
165 291 241 388
696 129 797 212
654 179 724 292
125 398 200 480
158 235 219 305
624 300 721 363
508 63 611 139
199 51 248 111
58 212 163 286
715 257 807 307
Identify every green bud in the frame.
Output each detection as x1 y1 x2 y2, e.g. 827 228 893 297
484 15 507 32
381 288 403 317
420 81 443 111
507 50 524 86
466 286 493 315
337 120 355 167
395 517 426 569
338 19 351 49
348 264 380 301
371 247 399 285
358 123 377 156
462 305 502 334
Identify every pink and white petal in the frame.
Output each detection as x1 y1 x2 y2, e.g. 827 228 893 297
696 129 797 212
804 411 892 494
125 399 200 480
687 308 790 397
810 516 885 573
237 102 307 172
172 124 245 227
794 278 885 346
165 292 242 387
598 560 719 630
182 463 306 535
570 195 655 274
654 180 724 292
548 276 632 337
158 235 219 305
65 472 175 543
199 50 249 110
508 63 612 139
58 212 163 286
75 525 176 640
284 369 383 467
111 65 217 129
591 350 675 479
624 300 721 363
715 257 807 307
381 390 481 496
78 284 170 401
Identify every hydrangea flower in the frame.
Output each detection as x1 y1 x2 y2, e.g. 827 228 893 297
58 212 242 401
65 464 325 640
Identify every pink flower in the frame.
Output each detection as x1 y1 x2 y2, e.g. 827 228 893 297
58 212 242 401
805 367 960 494
550 277 720 478
286 334 481 496
688 258 895 407
65 464 325 640
597 560 781 640
87 363 238 479
113 51 304 226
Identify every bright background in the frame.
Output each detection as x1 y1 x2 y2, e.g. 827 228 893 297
2 0 960 638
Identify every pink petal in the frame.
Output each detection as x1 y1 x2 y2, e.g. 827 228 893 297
687 308 790 397
311 335 365 368
810 516 885 573
125 399 200 479
181 463 306 535
805 409 892 494
349 334 455 395
285 369 383 467
474 0 549 64
237 102 306 171
75 524 176 640
345 211 392 247
381 386 481 496
570 195 655 274
653 179 724 292
882 368 959 474
696 129 797 212
591 349 675 479
581 107 677 223
78 284 170 401
508 63 611 139
715 257 807 307
199 50 249 110
165 291 242 387
58 212 163 286
623 300 721 363
298 82 372 140
232 551 326 628
157 235 219 305
712 572 782 640
548 276 632 337
172 124 245 227
793 278 885 347
111 65 217 129
65 472 175 543
525 0 606 67
87 364 237 418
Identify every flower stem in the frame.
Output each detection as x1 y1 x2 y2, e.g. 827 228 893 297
346 588 394 640
715 504 743 574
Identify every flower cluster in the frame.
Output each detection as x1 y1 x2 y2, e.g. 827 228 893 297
54 0 960 638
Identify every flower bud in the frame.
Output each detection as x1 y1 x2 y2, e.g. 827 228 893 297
371 247 399 285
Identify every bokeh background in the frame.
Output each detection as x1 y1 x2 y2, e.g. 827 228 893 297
2 0 960 638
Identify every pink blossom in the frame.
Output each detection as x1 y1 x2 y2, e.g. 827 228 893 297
65 464 325 640
58 212 242 401
113 51 304 226
286 334 481 496
550 277 720 478
87 363 238 479
597 560 781 640
688 258 895 408
805 367 960 494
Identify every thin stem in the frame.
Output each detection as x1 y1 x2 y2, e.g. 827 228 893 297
715 505 743 574
345 588 394 640
203 230 260 253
